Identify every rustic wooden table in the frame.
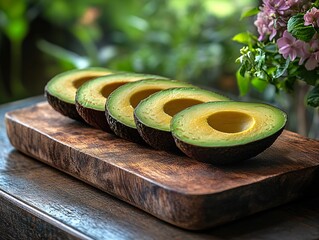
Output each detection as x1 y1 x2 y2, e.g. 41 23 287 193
1 96 319 240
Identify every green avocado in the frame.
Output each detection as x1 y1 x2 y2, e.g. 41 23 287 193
134 87 230 152
75 73 167 132
105 79 194 144
171 101 287 165
45 67 115 120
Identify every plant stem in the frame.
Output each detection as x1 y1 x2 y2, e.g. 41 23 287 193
10 39 25 98
296 81 308 136
309 108 319 139
0 71 9 103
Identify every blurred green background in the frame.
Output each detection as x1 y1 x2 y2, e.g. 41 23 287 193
0 0 256 104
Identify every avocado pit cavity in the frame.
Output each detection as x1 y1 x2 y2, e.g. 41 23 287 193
207 111 255 134
100 82 128 98
130 88 162 108
164 99 204 117
72 76 96 89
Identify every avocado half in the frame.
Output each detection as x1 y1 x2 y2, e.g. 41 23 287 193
171 101 287 165
134 87 230 152
45 67 114 120
75 73 167 132
105 79 193 144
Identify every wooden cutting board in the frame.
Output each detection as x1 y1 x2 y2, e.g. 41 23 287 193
5 102 319 230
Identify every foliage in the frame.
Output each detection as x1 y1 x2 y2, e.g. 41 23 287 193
37 0 255 84
234 0 319 108
0 0 256 104
0 0 30 101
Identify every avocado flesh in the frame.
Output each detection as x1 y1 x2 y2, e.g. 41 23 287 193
106 79 194 144
171 101 287 164
75 73 167 132
45 67 114 120
134 87 230 151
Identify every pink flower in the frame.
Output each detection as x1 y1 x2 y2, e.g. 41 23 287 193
287 0 312 12
298 43 311 66
304 51 319 70
309 38 319 51
255 0 310 41
300 37 319 70
264 0 290 15
255 11 277 41
304 7 319 27
277 31 304 61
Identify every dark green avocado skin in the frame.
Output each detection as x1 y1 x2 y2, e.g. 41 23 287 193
45 89 84 121
75 100 111 132
106 109 146 145
173 128 285 165
134 113 182 153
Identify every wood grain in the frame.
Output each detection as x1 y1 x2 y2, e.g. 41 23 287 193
5 102 319 230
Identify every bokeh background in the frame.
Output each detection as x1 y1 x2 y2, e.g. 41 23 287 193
0 0 317 138
0 0 256 101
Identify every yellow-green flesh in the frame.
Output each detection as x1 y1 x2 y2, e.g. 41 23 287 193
46 68 114 104
135 88 229 131
106 79 193 128
76 73 165 111
171 101 287 147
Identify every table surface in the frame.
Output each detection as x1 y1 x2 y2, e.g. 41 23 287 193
1 96 319 240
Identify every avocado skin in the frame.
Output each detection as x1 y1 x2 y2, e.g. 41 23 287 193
134 113 181 153
173 127 284 165
106 110 146 145
76 100 111 132
45 89 83 121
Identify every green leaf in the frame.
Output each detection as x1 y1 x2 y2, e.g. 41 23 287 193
255 48 266 69
287 14 316 42
307 85 319 107
236 68 250 96
232 32 251 45
274 58 290 78
252 78 268 92
240 7 259 19
264 42 277 53
239 59 250 76
255 70 266 80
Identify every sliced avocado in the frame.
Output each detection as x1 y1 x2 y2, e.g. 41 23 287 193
171 101 287 165
45 67 115 120
134 87 230 152
75 73 167 132
106 79 194 144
